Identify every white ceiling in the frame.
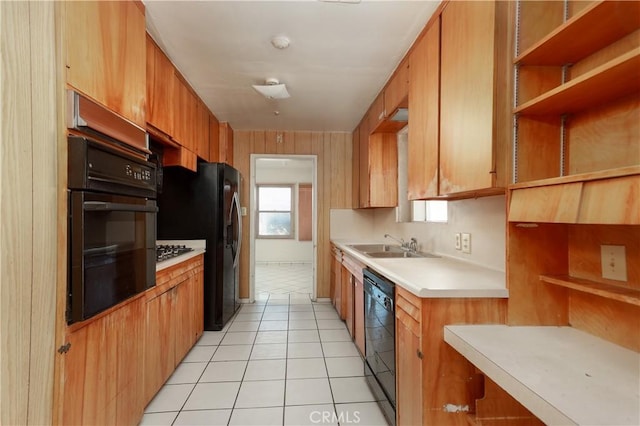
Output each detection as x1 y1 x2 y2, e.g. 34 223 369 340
145 0 440 132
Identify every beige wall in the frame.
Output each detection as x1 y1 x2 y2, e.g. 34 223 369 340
1 2 58 424
234 130 353 299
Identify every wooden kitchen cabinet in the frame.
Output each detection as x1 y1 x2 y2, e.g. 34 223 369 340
358 131 398 208
342 265 354 336
209 112 220 162
408 17 440 200
395 286 507 425
146 34 175 137
60 297 145 425
395 287 423 426
64 0 146 128
195 99 210 161
351 127 360 208
173 73 198 153
436 0 512 198
331 245 343 318
342 251 366 356
369 58 409 134
218 122 234 165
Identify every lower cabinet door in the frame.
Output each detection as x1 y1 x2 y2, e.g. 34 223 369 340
144 288 176 404
354 277 365 356
396 316 423 425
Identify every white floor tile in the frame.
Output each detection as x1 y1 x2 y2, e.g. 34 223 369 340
250 343 287 360
289 297 312 305
286 358 327 379
313 304 336 312
262 312 289 321
240 305 266 313
330 377 376 403
197 331 224 346
211 345 252 361
316 319 346 330
285 378 333 406
200 361 247 382
139 411 178 425
221 331 257 345
259 320 288 331
284 404 337 426
244 359 286 381
228 321 260 332
289 311 315 320
289 304 314 312
264 305 289 313
181 345 217 363
335 402 389 425
234 312 263 322
228 407 284 426
144 384 194 413
322 341 360 358
255 330 288 344
166 362 207 384
173 409 231 426
325 357 364 377
319 329 352 342
182 382 240 410
288 319 318 330
287 342 323 359
287 330 320 343
234 380 285 408
314 311 340 320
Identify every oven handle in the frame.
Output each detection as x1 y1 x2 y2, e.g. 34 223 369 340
83 201 158 213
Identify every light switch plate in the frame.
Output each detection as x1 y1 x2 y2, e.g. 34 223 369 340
601 245 627 281
461 233 471 254
455 233 462 250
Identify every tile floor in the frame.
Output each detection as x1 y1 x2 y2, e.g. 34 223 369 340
140 296 390 426
255 263 313 300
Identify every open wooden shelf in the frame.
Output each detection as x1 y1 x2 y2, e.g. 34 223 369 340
510 165 639 190
540 274 640 307
515 49 640 115
516 1 640 66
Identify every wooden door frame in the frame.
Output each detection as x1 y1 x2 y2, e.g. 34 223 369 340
248 154 318 301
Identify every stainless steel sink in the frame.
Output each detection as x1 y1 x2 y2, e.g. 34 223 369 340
365 251 423 258
347 244 403 253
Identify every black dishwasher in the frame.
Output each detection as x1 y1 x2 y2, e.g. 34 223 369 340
363 268 396 425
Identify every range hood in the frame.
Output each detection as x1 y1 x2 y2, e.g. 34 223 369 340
389 107 408 122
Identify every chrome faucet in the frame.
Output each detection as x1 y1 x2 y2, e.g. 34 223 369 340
409 237 418 252
385 234 408 249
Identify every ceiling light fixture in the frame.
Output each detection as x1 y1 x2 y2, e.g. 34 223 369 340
271 36 290 50
252 78 290 100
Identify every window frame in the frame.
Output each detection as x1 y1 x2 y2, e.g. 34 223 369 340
256 184 295 239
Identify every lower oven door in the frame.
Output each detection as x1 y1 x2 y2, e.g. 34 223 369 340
68 191 157 323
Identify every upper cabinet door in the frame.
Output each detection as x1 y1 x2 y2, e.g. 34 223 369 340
146 35 174 136
384 57 409 117
408 19 440 200
439 0 496 194
65 1 146 128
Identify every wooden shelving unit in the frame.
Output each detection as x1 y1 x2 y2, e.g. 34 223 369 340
515 48 640 115
516 1 640 66
509 165 640 190
540 274 640 307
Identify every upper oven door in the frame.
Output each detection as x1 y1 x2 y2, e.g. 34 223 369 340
68 191 156 323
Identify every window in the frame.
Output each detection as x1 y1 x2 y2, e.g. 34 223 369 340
257 185 294 238
412 200 448 223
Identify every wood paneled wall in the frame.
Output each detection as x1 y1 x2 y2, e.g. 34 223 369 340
0 2 58 424
234 130 353 299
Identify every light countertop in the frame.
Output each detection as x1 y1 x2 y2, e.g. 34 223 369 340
444 325 640 425
156 239 206 272
332 239 507 299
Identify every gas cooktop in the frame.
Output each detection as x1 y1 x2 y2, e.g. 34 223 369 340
156 244 193 262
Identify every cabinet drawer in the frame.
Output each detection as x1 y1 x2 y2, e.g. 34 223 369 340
509 183 582 223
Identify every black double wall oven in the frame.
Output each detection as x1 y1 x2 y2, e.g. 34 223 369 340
67 136 157 324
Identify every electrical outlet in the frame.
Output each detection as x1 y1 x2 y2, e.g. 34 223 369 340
600 245 627 281
241 206 247 216
461 233 471 254
455 233 462 250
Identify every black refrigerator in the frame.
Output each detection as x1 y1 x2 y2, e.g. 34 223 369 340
157 162 241 330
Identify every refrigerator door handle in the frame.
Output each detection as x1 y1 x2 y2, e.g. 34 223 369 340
231 191 242 268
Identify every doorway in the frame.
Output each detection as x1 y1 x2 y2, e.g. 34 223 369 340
249 155 317 302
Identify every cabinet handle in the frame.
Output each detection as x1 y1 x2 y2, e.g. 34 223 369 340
416 350 423 359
